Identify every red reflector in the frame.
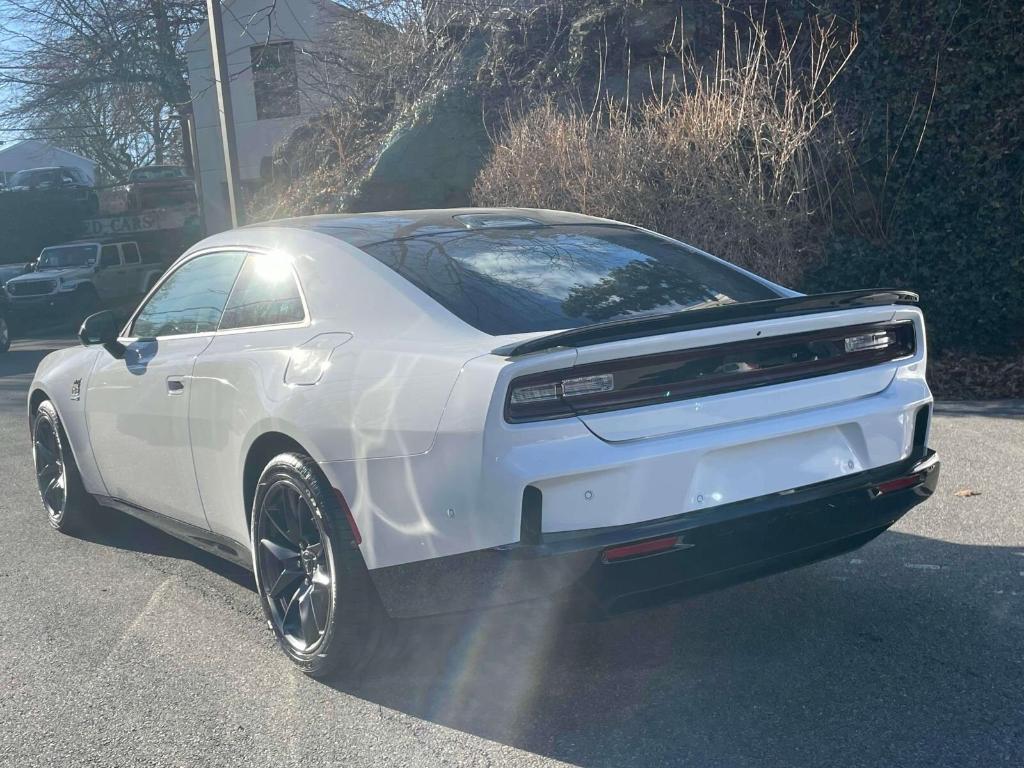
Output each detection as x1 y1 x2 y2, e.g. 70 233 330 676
603 535 680 563
333 488 362 545
872 473 924 496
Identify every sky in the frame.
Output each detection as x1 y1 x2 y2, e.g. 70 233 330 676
0 1 38 147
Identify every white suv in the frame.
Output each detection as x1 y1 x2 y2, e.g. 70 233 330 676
4 239 163 318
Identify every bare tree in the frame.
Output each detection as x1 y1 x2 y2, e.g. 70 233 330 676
0 0 205 180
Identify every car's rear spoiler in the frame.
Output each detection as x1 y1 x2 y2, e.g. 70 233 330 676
493 289 919 357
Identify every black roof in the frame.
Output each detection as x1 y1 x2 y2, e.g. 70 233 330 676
250 208 617 247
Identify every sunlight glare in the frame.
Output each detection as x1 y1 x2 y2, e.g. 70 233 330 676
252 251 293 283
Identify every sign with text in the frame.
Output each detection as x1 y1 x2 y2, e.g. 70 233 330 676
82 207 196 237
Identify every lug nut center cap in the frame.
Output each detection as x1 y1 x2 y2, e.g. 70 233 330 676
300 548 317 576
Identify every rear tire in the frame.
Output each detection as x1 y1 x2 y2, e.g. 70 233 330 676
32 400 95 533
251 452 383 679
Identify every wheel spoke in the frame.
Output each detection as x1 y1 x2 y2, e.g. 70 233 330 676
282 488 305 544
297 584 321 646
34 439 57 467
43 474 64 508
40 426 57 453
309 568 331 632
281 583 302 631
259 537 300 569
264 503 294 546
267 567 304 600
37 459 59 483
266 486 303 546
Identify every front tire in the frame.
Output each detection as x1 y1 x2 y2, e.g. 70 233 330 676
251 453 382 679
32 400 95 533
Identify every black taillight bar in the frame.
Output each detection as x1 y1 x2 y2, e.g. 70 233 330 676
505 321 916 423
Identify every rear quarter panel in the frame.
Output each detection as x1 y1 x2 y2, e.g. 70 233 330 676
190 328 480 547
186 229 493 548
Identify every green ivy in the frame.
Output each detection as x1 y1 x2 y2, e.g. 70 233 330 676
803 0 1024 354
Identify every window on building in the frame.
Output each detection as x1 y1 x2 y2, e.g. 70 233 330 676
251 42 300 120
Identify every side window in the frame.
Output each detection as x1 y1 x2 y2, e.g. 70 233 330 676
131 251 245 338
121 243 140 264
219 253 305 330
99 245 120 268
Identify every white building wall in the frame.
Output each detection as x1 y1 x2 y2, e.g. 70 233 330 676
0 140 96 185
186 0 342 233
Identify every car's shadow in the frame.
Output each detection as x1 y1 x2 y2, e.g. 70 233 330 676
57 502 1024 765
82 505 255 591
326 531 1022 766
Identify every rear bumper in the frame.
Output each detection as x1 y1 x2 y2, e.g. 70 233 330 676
369 449 939 618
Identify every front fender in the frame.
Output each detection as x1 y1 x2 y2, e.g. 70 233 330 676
29 345 106 495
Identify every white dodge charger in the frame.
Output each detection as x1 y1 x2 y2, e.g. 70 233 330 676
29 208 940 677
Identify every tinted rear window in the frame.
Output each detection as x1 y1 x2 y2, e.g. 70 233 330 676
360 225 779 335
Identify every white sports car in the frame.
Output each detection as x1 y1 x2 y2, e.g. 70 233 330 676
29 208 940 676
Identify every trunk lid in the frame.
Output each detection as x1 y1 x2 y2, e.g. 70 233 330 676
500 291 922 442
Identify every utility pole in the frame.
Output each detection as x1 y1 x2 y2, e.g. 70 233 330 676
206 0 244 228
181 108 207 236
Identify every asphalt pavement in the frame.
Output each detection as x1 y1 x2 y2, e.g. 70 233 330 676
1 336 1022 767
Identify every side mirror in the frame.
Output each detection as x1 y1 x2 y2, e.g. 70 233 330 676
79 311 125 358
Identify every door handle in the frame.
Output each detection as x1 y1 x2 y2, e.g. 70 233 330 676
166 377 185 395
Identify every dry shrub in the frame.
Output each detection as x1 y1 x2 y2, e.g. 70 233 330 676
247 100 391 221
474 14 856 286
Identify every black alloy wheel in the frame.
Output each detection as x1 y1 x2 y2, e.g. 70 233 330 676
32 400 93 532
34 411 65 522
257 479 334 654
252 453 382 678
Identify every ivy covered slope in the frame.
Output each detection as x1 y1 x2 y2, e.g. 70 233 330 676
804 0 1023 394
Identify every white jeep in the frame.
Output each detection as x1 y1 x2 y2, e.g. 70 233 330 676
4 240 164 320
